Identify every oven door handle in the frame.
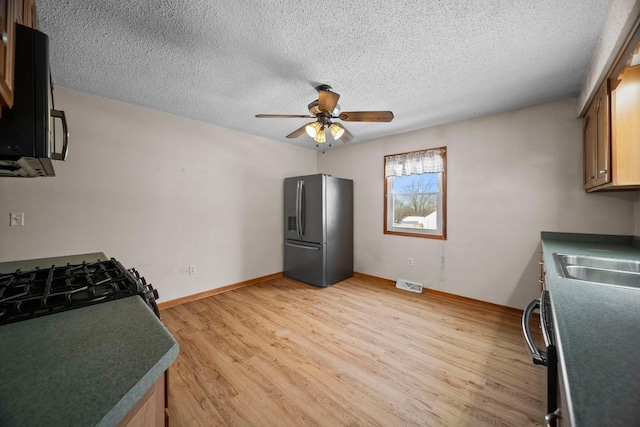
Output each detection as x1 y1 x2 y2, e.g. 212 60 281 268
544 408 561 427
522 297 547 366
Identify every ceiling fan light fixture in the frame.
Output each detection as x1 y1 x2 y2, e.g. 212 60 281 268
305 121 322 137
314 127 326 143
255 85 394 146
329 123 345 140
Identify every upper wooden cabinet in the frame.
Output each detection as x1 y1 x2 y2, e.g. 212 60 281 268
19 0 37 29
0 0 16 109
584 22 640 192
583 82 610 189
609 55 640 188
0 0 37 110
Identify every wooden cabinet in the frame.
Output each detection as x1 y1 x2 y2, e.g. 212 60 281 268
584 23 640 192
118 372 168 427
0 0 37 110
538 251 546 291
0 0 16 109
583 82 610 190
583 92 597 189
610 63 640 188
20 0 37 29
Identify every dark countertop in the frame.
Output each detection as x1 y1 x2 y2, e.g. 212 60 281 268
541 232 640 427
0 253 179 426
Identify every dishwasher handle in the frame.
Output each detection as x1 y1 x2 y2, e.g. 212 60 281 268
522 297 547 366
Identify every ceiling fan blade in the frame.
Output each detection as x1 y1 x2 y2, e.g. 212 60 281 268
256 114 314 118
338 111 394 122
318 90 340 113
340 127 354 143
286 123 311 139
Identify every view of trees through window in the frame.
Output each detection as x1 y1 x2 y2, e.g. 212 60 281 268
384 147 446 239
391 173 439 229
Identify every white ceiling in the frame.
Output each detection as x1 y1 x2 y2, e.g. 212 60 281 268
38 0 612 150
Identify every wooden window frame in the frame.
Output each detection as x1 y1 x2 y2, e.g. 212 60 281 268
383 147 447 240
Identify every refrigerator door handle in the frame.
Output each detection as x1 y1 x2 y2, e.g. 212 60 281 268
296 180 301 236
299 180 305 236
285 242 320 250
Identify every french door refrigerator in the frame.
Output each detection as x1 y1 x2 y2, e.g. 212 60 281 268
284 174 353 287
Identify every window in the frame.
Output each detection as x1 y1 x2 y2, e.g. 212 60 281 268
384 147 446 239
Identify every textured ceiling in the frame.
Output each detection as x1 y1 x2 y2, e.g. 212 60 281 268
38 0 612 150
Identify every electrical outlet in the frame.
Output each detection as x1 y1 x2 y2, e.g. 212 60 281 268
188 265 196 275
10 212 24 226
408 257 414 266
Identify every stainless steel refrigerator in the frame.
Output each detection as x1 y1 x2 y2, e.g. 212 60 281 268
284 174 353 288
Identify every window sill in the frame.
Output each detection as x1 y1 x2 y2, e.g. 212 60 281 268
384 229 446 240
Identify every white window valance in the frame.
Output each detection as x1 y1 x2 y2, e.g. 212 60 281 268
384 148 445 177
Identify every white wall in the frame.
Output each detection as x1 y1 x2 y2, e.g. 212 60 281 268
319 97 636 309
0 88 317 302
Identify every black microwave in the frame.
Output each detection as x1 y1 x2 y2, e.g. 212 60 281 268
0 23 68 177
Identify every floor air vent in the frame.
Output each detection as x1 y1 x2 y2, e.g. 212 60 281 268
395 279 423 293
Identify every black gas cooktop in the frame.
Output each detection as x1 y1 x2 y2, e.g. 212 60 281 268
0 259 160 325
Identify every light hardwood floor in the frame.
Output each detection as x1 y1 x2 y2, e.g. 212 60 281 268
161 276 545 426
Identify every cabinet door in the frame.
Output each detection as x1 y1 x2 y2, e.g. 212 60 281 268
594 83 610 187
118 374 166 427
0 0 15 108
13 0 21 24
611 65 640 186
538 252 546 291
583 102 597 189
29 1 37 29
20 0 37 29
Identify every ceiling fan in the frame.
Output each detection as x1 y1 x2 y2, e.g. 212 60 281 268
255 85 394 145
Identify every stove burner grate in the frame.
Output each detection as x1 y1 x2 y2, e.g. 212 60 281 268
0 259 160 325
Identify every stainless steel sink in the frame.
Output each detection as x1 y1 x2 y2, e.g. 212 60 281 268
555 254 640 272
563 265 640 288
554 253 640 289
